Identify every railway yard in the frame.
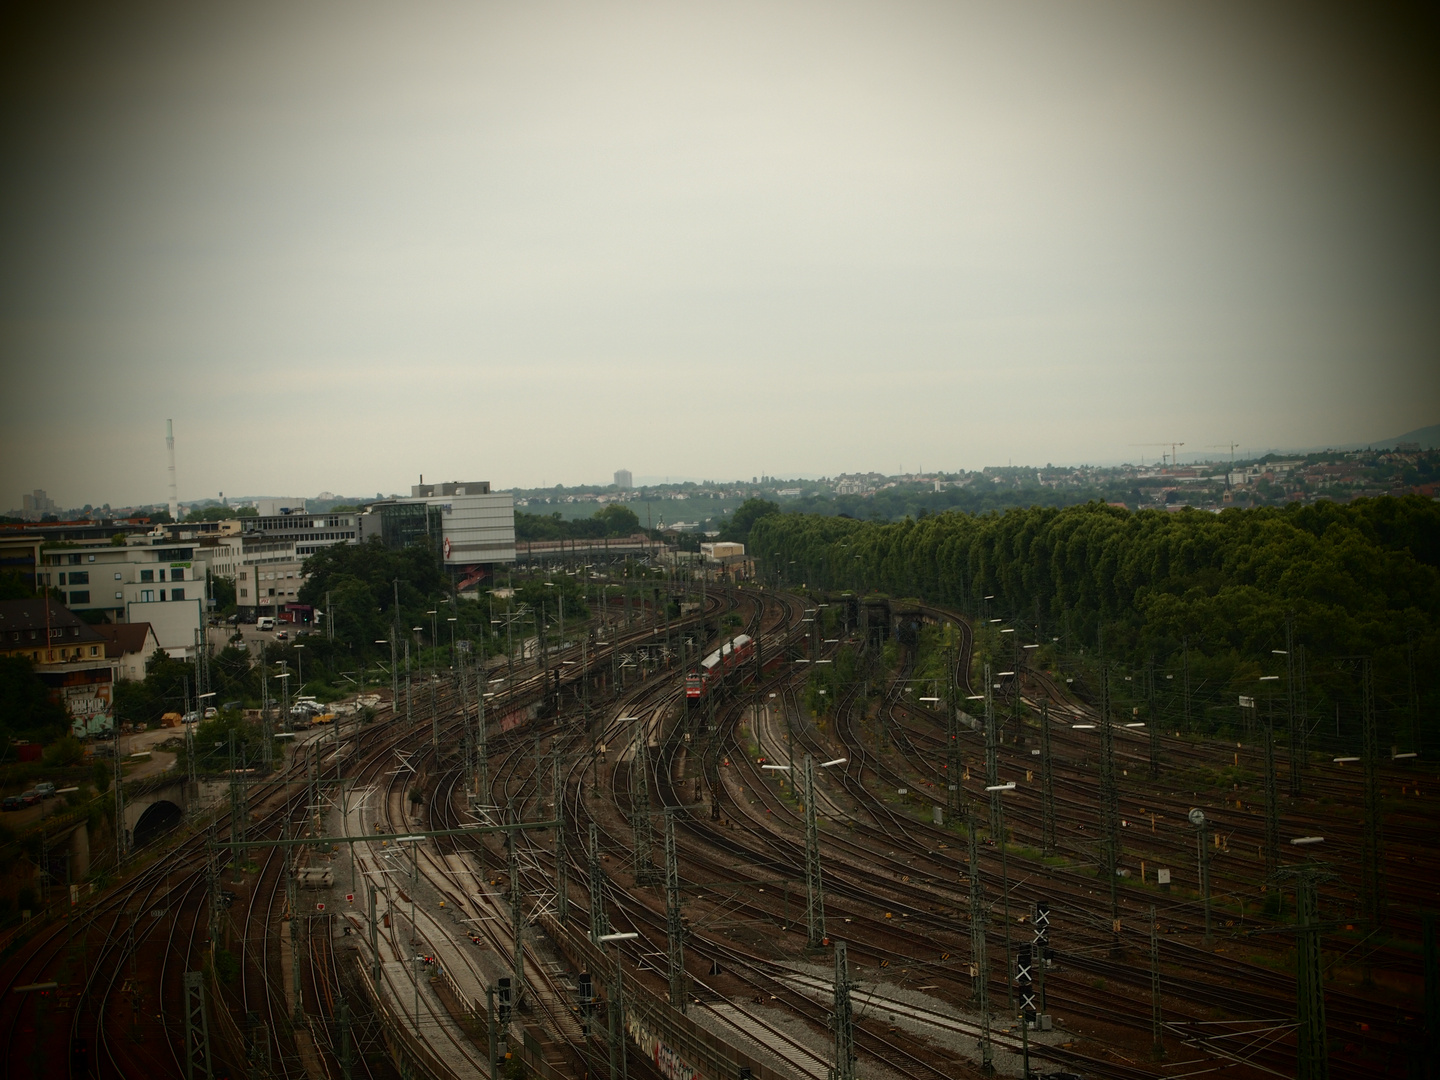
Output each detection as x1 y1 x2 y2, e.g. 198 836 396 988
2 582 1434 1080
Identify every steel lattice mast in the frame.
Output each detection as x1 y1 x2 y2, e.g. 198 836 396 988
588 822 610 944
803 753 826 948
983 664 1000 839
1098 665 1121 948
632 718 656 882
663 810 687 1011
1359 658 1385 928
829 941 856 1080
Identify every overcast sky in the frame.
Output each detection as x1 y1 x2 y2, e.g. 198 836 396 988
2 1 1437 508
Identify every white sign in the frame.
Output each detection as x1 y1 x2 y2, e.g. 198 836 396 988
1157 869 1171 885
1238 695 1255 709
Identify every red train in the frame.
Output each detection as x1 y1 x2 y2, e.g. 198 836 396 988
686 634 754 701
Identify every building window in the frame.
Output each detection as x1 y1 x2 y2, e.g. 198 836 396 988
114 592 122 600
68 554 81 565
159 569 166 581
114 572 122 580
172 588 185 601
140 569 154 582
69 571 89 585
171 567 185 581
240 588 248 598
88 554 95 562
141 589 155 602
58 573 66 586
90 646 98 656
268 588 275 596
69 590 90 604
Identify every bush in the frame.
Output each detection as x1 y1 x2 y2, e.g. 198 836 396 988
42 735 84 768
92 760 112 793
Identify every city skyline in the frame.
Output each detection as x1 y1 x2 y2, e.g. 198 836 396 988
3 2 1437 506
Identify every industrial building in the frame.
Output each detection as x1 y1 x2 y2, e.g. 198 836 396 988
358 478 515 586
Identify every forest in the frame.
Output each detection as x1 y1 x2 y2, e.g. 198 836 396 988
751 496 1440 751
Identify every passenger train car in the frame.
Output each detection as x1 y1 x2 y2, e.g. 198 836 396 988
686 634 754 701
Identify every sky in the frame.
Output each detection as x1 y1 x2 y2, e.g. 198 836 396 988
2 1 1437 509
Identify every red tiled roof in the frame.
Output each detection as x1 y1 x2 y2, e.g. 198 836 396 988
92 622 156 658
0 598 107 644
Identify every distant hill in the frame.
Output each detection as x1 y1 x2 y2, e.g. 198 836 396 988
1365 423 1440 450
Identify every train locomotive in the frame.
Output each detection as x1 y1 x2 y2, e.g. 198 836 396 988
686 634 754 701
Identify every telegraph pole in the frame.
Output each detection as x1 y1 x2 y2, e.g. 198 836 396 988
1040 700 1055 855
663 811 686 1011
508 830 526 1014
983 664 1000 839
1182 638 1191 733
553 749 569 924
830 941 856 1080
1098 666 1121 948
969 810 993 1072
588 822 610 943
631 719 655 883
1263 709 1279 879
966 804 993 1074
1360 657 1385 930
1285 617 1300 795
113 714 128 865
1150 905 1164 1059
183 970 213 1080
1290 867 1331 1080
803 754 826 949
1191 808 1212 946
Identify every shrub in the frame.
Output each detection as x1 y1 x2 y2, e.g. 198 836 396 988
43 735 84 768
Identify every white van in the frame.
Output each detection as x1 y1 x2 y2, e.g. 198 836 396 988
256 617 276 631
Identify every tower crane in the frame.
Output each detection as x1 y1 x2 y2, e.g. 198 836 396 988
1128 442 1186 468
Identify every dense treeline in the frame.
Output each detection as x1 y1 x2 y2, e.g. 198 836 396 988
782 482 1115 521
516 504 641 541
752 497 1440 749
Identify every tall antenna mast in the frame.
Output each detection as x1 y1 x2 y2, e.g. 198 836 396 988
166 419 179 521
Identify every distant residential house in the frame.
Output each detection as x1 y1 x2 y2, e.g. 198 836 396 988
93 622 161 681
0 598 117 721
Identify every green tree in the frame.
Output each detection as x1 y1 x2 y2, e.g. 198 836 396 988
718 498 781 545
595 503 640 536
0 655 69 744
210 574 237 613
0 570 36 600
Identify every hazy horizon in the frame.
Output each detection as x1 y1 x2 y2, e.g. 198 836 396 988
3 1 1438 508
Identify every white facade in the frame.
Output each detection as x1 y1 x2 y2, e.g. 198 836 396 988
38 540 209 620
126 597 204 658
435 493 516 567
207 538 306 615
359 487 516 569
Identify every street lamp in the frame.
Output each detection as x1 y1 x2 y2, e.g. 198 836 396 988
1190 808 1212 945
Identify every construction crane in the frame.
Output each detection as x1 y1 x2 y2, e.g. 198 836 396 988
1208 442 1241 468
1209 443 1242 487
1129 442 1185 468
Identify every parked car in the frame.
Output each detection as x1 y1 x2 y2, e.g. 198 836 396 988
2 796 23 811
204 706 218 719
275 630 289 641
20 789 41 806
34 782 55 799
